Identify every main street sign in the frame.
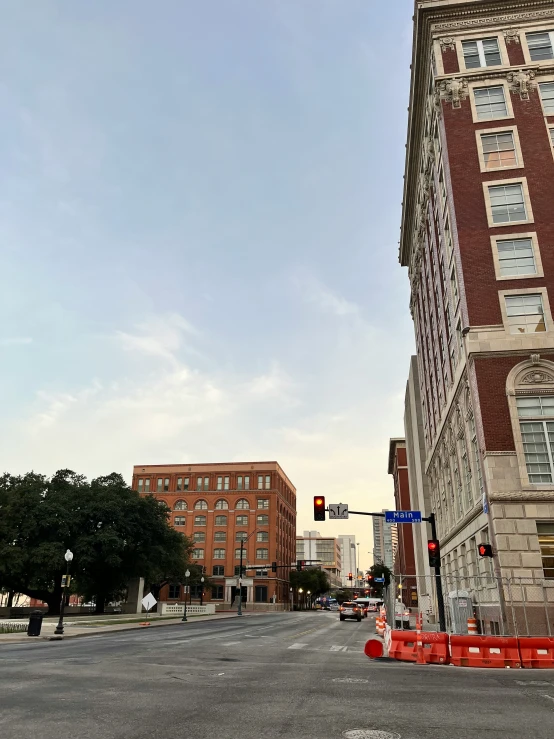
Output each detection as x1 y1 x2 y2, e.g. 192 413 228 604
328 503 349 519
385 510 422 523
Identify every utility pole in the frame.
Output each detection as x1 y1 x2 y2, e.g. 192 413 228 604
428 512 446 633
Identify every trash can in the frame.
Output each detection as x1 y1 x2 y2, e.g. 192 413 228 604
27 611 44 637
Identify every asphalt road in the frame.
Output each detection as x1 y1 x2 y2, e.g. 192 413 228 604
1 611 553 739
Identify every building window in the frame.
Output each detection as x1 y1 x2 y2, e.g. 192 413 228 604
213 548 226 559
495 238 537 278
157 478 163 492
212 566 225 577
244 475 250 490
236 531 248 541
257 499 269 509
214 531 226 542
257 514 269 525
197 477 203 491
255 586 268 603
144 479 150 492
462 38 501 68
215 499 229 509
517 396 554 482
265 475 271 489
174 500 187 511
213 585 225 599
526 31 554 61
550 128 554 148
236 498 249 510
215 515 227 526
190 584 203 598
203 477 209 491
237 476 243 490
137 479 144 492
256 531 269 542
234 548 244 559
505 294 545 334
539 82 554 114
234 565 244 576
168 584 181 600
236 515 248 526
488 183 526 224
256 548 269 560
474 86 507 120
176 477 182 491
194 499 208 510
192 548 204 559
193 531 205 542
163 478 169 492
194 515 207 526
257 475 264 489
217 476 223 490
174 516 186 526
184 477 189 490
224 476 230 490
480 131 517 169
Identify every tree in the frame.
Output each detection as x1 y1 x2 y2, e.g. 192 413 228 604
366 563 393 597
289 568 330 596
0 470 194 614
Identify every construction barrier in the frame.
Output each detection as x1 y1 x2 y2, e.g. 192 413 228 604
364 639 384 659
388 629 450 664
450 635 521 668
518 638 554 669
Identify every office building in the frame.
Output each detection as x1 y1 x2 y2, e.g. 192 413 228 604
296 531 342 588
372 511 397 571
338 535 358 587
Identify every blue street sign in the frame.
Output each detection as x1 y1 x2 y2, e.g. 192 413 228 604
374 577 385 583
385 510 422 524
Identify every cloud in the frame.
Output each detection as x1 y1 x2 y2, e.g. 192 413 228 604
293 272 360 317
0 337 33 346
114 313 201 364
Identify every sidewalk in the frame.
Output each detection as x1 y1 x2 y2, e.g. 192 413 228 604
0 610 257 645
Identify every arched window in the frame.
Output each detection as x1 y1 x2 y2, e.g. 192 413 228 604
213 548 226 559
235 498 249 510
192 548 204 559
236 515 248 526
194 499 208 510
257 514 269 526
193 531 205 542
215 515 227 526
215 499 229 510
507 357 554 484
236 531 248 541
174 500 188 511
194 515 207 526
174 516 186 526
256 548 269 560
214 531 226 542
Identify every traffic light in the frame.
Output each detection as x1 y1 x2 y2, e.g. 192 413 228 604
428 539 441 568
478 543 493 558
296 560 304 571
271 561 277 572
348 572 353 582
366 574 373 583
314 496 326 521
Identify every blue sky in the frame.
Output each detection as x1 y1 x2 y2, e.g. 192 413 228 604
0 0 415 569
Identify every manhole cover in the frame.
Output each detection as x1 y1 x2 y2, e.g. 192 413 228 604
342 732 401 739
333 678 369 684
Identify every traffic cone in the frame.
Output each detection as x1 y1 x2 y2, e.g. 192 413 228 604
467 617 478 635
416 613 425 664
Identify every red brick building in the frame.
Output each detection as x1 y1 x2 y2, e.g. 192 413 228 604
388 439 417 608
132 462 296 607
400 0 554 632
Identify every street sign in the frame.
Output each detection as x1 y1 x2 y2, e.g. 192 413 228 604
328 503 349 519
385 510 422 523
374 577 385 583
141 593 157 612
61 575 71 588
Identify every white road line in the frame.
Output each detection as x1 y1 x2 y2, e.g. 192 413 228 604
222 642 241 646
541 694 554 703
330 645 348 652
288 643 308 650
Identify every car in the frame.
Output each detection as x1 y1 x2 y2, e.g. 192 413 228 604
329 602 339 612
339 601 363 622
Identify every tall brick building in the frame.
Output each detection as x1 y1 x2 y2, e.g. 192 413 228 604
400 0 554 632
132 462 296 607
388 439 417 608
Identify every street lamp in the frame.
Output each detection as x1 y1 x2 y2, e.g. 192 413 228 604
298 587 304 611
54 549 74 636
237 529 261 617
182 569 190 622
200 576 205 607
307 590 311 610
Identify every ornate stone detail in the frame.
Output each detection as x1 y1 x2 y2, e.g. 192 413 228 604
507 68 536 100
439 37 456 52
437 78 469 109
503 28 520 44
433 10 554 33
531 353 541 365
520 370 554 385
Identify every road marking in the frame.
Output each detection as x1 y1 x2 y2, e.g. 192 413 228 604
288 643 308 650
330 645 348 652
222 642 241 646
541 694 554 703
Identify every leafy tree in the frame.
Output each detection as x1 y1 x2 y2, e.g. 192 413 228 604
289 567 330 596
0 470 193 614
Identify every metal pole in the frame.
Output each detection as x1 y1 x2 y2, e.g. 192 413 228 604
182 576 188 622
428 513 446 633
238 539 244 616
54 560 71 636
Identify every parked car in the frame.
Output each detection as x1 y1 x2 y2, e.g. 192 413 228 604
339 601 363 622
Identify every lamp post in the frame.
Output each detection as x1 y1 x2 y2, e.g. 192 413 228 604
298 587 304 611
289 587 294 612
237 529 261 616
307 590 311 610
200 576 205 606
54 549 73 636
182 569 190 622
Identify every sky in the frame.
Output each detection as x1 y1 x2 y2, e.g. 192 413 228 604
0 0 415 571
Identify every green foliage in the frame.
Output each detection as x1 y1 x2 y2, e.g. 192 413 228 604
289 567 330 595
0 469 193 613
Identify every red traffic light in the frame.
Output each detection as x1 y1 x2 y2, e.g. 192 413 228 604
428 539 440 567
478 543 493 558
367 574 373 581
428 540 438 552
314 496 326 521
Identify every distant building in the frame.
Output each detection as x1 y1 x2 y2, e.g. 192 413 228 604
372 512 397 571
338 535 357 587
133 461 296 607
296 531 342 588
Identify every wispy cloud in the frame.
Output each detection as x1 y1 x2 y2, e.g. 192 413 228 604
114 313 201 365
